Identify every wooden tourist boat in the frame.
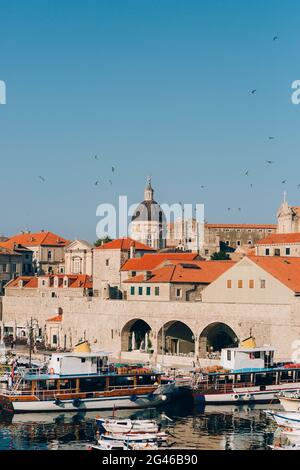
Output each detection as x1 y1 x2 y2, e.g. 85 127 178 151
193 346 300 405
0 352 175 413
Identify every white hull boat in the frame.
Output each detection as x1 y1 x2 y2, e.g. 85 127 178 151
266 411 300 429
97 418 159 434
279 393 300 412
281 429 300 444
101 431 169 444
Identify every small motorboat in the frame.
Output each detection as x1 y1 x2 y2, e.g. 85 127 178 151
96 418 159 434
265 410 300 429
281 428 300 444
87 441 126 451
278 391 300 412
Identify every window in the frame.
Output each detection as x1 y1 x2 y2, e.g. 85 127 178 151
138 287 143 296
130 286 135 296
274 248 281 256
48 251 52 261
146 287 151 296
176 288 182 298
249 280 254 289
238 280 243 289
261 279 266 289
227 280 232 289
81 358 86 363
52 335 57 345
205 249 209 256
131 271 136 277
237 240 241 246
248 240 252 245
227 350 232 361
226 240 230 246
106 259 109 266
286 247 291 256
265 248 270 256
155 287 160 296
12 264 17 273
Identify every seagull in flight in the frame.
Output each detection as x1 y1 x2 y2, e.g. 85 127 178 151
109 179 113 186
282 180 287 184
250 89 257 94
266 160 275 164
245 170 249 177
268 136 275 140
94 180 100 186
273 36 279 41
38 176 46 183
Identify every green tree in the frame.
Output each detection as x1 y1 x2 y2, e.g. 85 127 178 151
94 236 113 247
210 251 231 261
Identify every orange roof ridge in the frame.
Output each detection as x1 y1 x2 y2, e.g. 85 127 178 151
257 233 300 245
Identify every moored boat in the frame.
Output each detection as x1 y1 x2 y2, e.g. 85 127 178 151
278 391 300 412
193 346 300 405
266 411 300 429
96 417 159 434
0 351 175 413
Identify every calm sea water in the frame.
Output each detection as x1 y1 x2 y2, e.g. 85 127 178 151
0 400 281 451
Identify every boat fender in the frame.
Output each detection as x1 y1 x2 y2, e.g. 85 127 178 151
73 398 81 408
245 394 252 400
233 394 240 401
130 395 138 402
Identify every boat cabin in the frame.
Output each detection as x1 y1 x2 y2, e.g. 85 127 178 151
47 352 110 376
221 347 275 371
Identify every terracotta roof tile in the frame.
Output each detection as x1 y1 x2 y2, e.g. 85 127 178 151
7 231 70 247
205 223 277 229
256 233 300 245
6 275 93 289
124 260 235 284
96 237 155 252
121 253 199 272
250 256 300 293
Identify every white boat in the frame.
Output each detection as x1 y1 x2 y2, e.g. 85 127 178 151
96 417 159 434
281 429 300 444
278 391 300 412
0 352 175 413
87 440 159 451
269 444 300 451
100 431 169 444
193 346 300 405
266 411 300 429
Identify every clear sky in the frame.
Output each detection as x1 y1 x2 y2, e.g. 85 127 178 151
1 0 300 242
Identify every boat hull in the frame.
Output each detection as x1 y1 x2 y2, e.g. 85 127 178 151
193 383 300 405
2 384 175 414
279 397 300 412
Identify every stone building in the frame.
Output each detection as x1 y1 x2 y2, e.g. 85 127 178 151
255 233 300 257
277 198 300 233
2 236 300 365
167 221 276 255
5 231 70 275
64 240 94 275
129 178 167 250
0 243 33 295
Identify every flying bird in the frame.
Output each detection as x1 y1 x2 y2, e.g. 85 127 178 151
38 176 46 183
109 179 113 186
245 170 249 177
273 36 279 41
112 166 115 174
266 160 274 164
268 137 275 140
94 155 100 161
250 89 257 94
94 180 100 186
282 180 287 184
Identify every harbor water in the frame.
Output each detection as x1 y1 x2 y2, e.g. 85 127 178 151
0 401 281 451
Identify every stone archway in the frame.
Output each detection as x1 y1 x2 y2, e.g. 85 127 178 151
199 322 238 358
121 319 152 352
157 321 195 356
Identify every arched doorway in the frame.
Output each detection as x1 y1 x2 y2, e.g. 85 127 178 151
121 319 152 352
158 321 195 356
199 322 238 358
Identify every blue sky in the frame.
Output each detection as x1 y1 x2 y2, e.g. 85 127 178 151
1 0 300 241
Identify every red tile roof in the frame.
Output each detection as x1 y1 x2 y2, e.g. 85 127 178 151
96 237 155 252
46 314 63 323
0 245 22 256
125 260 235 284
121 253 199 272
6 275 92 289
256 233 300 245
250 256 300 293
6 231 70 247
205 224 277 229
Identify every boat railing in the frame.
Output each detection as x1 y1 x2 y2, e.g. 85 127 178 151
108 384 157 392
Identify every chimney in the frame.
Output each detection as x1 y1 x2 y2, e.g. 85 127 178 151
144 271 152 281
130 241 136 259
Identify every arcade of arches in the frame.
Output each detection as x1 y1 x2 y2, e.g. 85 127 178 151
121 319 239 359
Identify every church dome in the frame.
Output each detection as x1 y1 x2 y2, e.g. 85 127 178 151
131 178 166 225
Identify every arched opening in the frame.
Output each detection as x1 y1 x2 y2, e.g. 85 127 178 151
199 322 238 358
121 319 152 353
158 321 195 357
